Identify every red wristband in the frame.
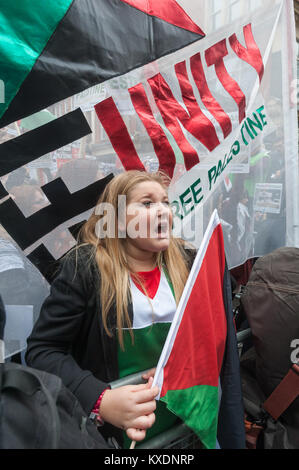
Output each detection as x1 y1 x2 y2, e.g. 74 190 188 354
92 387 109 426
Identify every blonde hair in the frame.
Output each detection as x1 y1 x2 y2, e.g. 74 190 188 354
79 170 190 349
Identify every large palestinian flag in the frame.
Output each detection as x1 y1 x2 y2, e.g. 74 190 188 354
153 210 245 449
0 0 204 126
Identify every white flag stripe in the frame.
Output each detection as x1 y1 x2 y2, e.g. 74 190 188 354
129 272 176 329
153 209 221 398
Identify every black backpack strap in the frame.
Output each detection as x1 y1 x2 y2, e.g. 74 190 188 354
1 365 61 449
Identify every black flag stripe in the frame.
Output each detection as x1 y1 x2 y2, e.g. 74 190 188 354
0 0 203 127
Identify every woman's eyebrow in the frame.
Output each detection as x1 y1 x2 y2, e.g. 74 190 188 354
139 193 168 199
139 193 154 198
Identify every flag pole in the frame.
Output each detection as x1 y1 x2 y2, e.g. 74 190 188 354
130 440 136 450
129 371 158 449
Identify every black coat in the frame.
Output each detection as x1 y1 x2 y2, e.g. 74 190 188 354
26 246 122 413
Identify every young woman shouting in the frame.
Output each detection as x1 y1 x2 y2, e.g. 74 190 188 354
26 170 193 447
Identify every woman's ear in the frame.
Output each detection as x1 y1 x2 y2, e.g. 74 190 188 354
117 216 127 238
117 195 127 238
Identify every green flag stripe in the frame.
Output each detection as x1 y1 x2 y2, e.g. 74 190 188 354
161 385 219 449
118 323 171 378
0 0 73 120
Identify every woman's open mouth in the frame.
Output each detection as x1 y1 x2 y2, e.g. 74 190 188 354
155 220 170 238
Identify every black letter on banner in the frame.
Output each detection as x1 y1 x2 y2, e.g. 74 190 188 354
27 221 86 282
0 108 91 177
67 221 87 240
0 181 8 199
0 174 114 250
27 221 87 282
27 244 60 284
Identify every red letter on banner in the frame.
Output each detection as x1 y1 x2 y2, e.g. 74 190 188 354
148 69 220 171
190 52 232 138
129 83 176 178
205 39 246 124
229 23 264 83
174 62 220 153
94 97 145 172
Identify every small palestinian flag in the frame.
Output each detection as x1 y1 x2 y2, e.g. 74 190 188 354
153 210 245 449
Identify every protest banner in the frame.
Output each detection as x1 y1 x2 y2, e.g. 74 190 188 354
0 0 297 355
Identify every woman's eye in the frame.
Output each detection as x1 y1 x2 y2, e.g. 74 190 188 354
141 200 170 207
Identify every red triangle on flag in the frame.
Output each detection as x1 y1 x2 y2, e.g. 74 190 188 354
119 0 205 36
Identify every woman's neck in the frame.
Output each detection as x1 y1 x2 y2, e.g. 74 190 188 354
125 244 157 273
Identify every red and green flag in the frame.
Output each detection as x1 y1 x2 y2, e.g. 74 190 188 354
0 0 204 127
153 210 245 449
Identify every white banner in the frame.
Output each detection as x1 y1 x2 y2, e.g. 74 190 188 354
0 1 297 353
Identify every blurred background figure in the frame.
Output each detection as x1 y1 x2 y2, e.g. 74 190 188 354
5 167 37 193
8 184 48 217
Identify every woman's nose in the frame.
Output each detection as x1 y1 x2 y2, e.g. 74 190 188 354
156 201 170 217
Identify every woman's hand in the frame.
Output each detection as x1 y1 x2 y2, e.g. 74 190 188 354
100 378 159 441
142 368 156 381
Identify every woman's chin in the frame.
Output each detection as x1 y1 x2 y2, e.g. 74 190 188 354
148 237 171 252
126 235 172 254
